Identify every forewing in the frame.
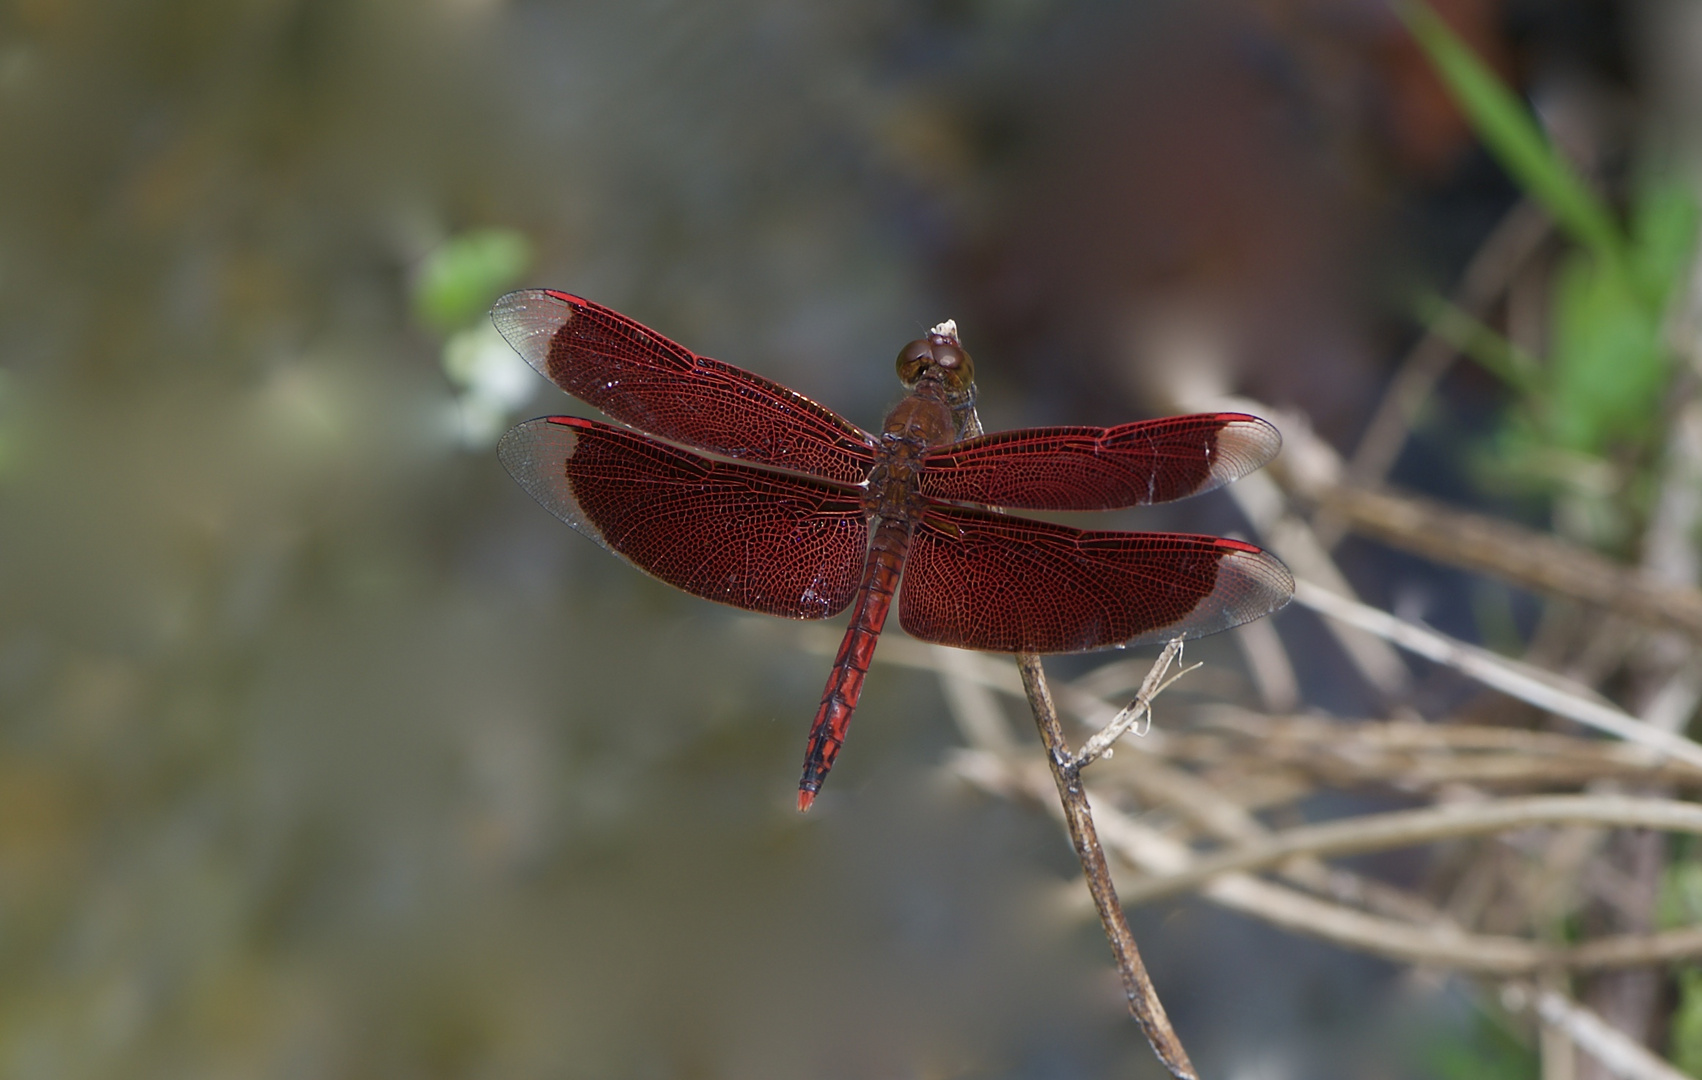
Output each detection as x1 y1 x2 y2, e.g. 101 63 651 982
898 505 1293 652
500 417 868 619
918 413 1280 510
493 290 877 484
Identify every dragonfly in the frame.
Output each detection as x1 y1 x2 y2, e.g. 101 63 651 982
494 290 1294 810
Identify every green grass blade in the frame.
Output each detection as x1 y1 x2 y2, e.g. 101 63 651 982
1397 0 1626 272
1414 291 1544 397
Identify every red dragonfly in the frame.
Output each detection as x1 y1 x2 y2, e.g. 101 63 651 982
494 291 1293 810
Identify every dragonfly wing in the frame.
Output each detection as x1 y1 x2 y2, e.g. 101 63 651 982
493 290 878 484
898 504 1293 652
918 413 1280 510
501 417 868 619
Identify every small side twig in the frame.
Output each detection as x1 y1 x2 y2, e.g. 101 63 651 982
1016 650 1198 1080
1075 641 1193 768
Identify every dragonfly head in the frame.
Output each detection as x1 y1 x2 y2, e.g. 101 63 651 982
896 322 975 397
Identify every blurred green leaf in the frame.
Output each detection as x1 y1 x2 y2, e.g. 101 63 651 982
1672 968 1702 1077
1545 250 1668 454
0 367 11 479
412 229 533 335
1400 1 1696 537
1397 0 1627 273
1428 1006 1539 1080
1463 176 1688 520
1661 858 1702 930
1629 172 1701 310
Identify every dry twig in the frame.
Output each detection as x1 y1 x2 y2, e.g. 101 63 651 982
1117 794 1702 905
948 747 1702 975
1291 481 1702 640
1293 581 1702 770
1502 983 1692 1080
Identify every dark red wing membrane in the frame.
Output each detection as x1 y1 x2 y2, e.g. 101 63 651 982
917 413 1280 511
898 505 1293 652
493 290 878 484
499 417 868 619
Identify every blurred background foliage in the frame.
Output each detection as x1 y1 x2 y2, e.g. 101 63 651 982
2 0 1699 1077
1404 0 1698 553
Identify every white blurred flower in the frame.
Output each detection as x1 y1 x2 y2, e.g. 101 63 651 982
441 322 539 447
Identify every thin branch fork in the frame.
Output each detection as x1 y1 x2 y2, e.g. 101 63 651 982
941 658 1702 980
915 618 1702 984
1017 646 1198 1080
953 750 1702 975
1075 642 1194 767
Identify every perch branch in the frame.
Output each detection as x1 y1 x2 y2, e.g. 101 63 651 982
1016 651 1197 1080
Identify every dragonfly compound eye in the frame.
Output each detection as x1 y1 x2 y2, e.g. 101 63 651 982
896 338 934 386
929 342 974 392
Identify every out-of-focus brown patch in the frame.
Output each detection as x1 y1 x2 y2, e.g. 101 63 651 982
1372 0 1512 176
